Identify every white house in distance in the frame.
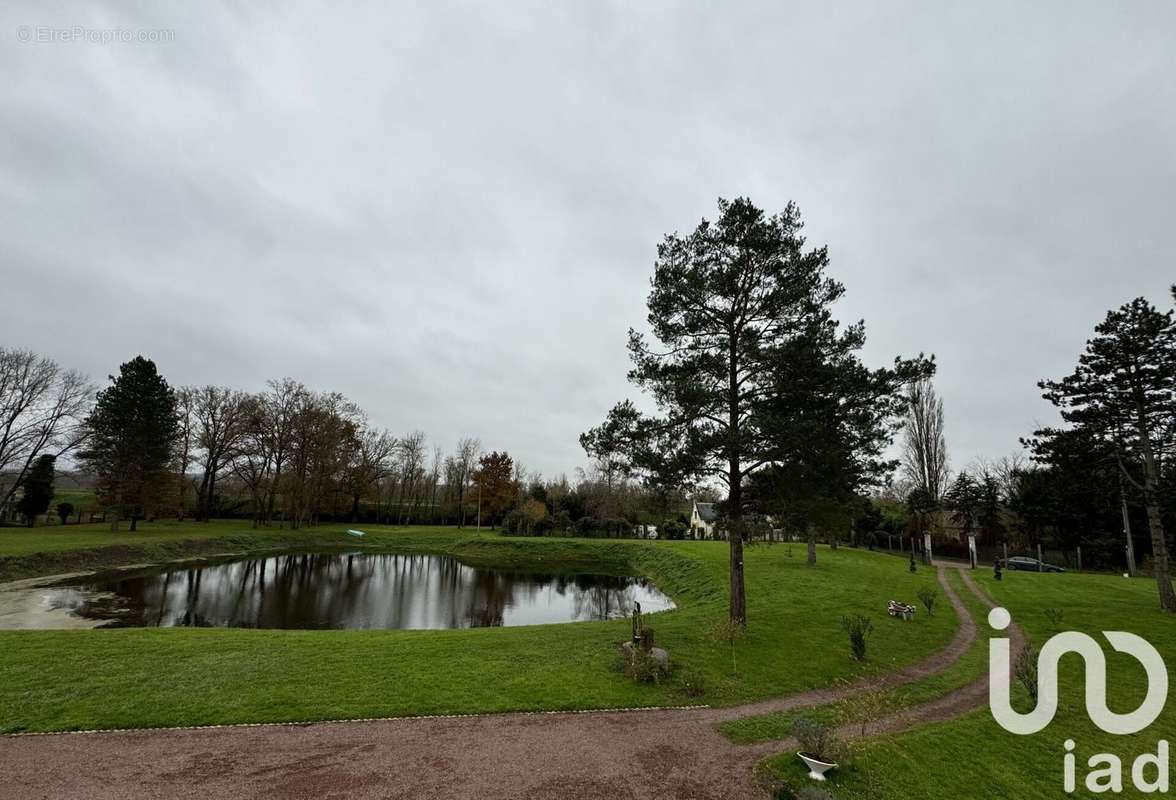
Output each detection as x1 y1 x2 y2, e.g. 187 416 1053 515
690 501 720 540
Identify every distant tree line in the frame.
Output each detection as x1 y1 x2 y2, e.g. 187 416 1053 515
0 350 702 532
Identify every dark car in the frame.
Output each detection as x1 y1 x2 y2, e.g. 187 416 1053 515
1003 556 1066 573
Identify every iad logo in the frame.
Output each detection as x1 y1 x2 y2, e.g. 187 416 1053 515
988 606 1168 735
988 607 1171 794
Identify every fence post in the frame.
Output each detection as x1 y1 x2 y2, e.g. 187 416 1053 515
1077 547 1083 572
1037 543 1044 572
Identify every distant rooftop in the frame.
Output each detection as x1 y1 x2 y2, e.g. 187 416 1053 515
695 502 719 523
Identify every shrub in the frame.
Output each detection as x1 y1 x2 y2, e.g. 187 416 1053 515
917 586 937 616
56 502 74 525
575 516 602 536
1015 643 1039 702
841 614 873 661
659 519 688 540
623 646 669 683
500 509 523 535
791 718 848 763
553 510 572 534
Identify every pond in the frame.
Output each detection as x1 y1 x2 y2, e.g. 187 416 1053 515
26 551 675 630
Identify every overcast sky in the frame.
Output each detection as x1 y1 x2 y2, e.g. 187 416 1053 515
2 2 1174 481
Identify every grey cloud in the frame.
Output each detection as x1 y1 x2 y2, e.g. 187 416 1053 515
2 1 1174 478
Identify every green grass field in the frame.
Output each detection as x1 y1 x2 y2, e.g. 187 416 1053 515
720 568 991 744
763 567 1176 799
0 521 956 734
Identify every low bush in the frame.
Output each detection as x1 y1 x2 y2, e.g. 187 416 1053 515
917 586 937 615
791 718 849 764
840 614 873 661
1015 642 1039 701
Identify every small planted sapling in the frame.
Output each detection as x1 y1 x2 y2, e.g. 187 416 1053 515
1015 643 1039 702
710 616 745 676
917 586 937 616
841 614 873 661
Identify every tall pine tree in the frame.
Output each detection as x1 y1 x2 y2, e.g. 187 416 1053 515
582 197 928 625
80 356 179 531
1039 297 1176 611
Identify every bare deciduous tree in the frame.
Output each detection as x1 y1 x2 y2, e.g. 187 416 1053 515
174 386 196 519
394 431 427 525
0 349 91 516
902 378 949 502
343 426 396 521
191 386 251 522
260 378 306 526
453 437 481 527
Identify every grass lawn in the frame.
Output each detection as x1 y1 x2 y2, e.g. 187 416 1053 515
720 568 991 744
0 521 956 734
762 567 1176 799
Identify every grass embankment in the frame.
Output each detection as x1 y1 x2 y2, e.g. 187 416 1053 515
0 522 956 734
762 568 1176 799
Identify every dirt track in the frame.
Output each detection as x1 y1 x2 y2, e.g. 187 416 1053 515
0 567 1020 799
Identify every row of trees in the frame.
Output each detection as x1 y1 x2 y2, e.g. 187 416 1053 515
582 197 1176 621
878 293 1176 612
81 363 509 530
1030 293 1176 610
0 350 704 531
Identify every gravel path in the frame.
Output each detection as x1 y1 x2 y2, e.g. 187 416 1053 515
0 565 1020 800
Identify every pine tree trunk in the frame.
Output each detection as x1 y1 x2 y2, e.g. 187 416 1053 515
1143 496 1176 610
1119 476 1138 577
1137 422 1176 611
729 533 746 625
807 529 817 566
727 461 746 626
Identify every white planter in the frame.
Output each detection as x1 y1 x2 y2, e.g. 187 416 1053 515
797 752 838 781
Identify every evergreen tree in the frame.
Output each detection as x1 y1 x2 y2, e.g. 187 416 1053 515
747 313 929 565
1039 297 1176 611
15 454 55 526
944 471 981 540
582 197 929 624
80 356 179 531
1016 428 1127 566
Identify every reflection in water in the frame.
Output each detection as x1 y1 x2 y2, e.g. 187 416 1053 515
50 552 675 630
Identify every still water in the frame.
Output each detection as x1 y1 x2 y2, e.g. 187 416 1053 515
45 551 675 629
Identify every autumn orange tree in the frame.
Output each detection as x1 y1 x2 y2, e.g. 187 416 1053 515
472 450 515 527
